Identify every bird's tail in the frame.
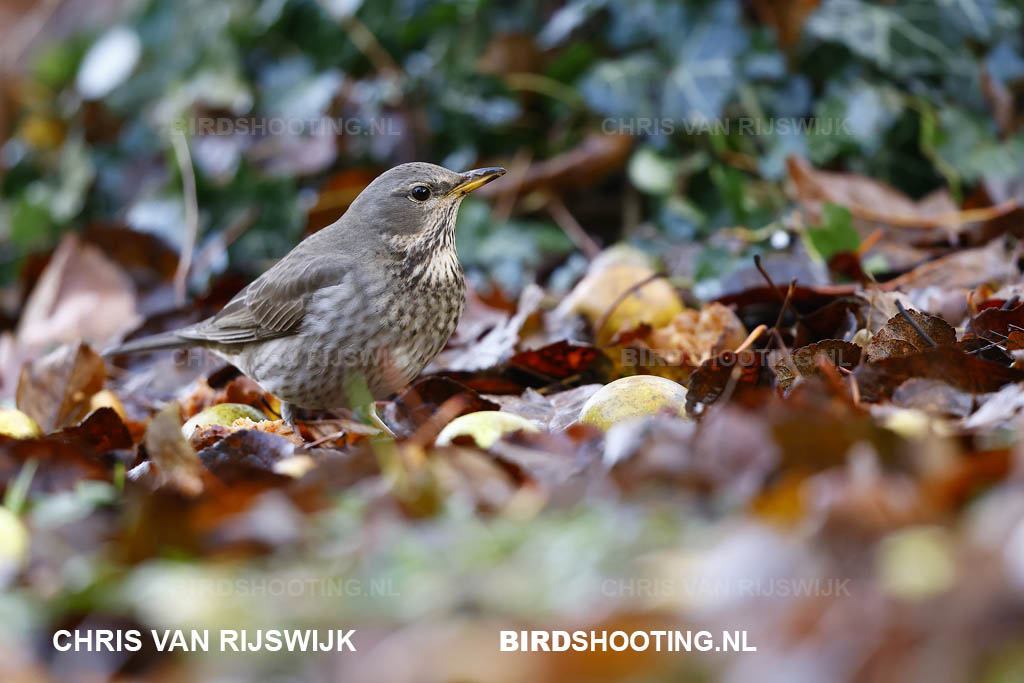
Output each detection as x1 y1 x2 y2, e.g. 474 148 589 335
102 331 192 356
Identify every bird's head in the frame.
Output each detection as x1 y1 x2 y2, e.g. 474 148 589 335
344 162 505 253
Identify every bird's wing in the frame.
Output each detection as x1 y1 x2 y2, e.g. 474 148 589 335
179 254 351 345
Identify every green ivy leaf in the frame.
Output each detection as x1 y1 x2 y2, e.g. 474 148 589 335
807 204 859 261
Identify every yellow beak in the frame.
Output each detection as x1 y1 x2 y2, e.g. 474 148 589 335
450 167 506 196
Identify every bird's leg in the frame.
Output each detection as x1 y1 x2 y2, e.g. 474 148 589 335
353 402 396 438
280 401 298 429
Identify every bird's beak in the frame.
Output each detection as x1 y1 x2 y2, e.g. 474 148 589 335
450 167 506 196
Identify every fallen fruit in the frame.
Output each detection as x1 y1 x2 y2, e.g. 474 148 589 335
0 409 42 439
557 246 685 344
578 375 689 429
181 403 268 438
435 411 541 448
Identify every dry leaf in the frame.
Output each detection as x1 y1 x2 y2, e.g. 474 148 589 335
775 340 862 390
143 402 203 496
854 348 1024 402
16 342 106 432
17 233 140 351
866 309 957 361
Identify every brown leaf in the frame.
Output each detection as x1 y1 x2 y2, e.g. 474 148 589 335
0 408 131 495
853 347 1024 402
197 430 297 484
16 233 140 351
967 301 1024 339
81 223 179 290
789 156 959 229
716 283 856 334
16 342 106 432
775 340 862 390
685 350 773 416
750 0 819 49
892 378 975 417
143 402 203 496
925 449 1013 512
795 296 869 346
507 340 602 380
865 309 957 361
880 240 1018 291
50 406 133 455
476 133 633 199
389 376 500 435
477 33 546 75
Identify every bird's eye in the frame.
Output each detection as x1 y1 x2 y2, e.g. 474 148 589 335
410 185 431 201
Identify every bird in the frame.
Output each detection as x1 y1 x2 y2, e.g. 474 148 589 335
105 162 506 429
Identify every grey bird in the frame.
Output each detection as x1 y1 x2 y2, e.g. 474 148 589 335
105 162 506 427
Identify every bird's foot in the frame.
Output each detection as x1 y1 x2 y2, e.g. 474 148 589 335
354 402 396 439
280 402 299 430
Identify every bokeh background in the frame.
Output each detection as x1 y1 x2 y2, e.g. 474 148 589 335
2 0 1024 681
4 0 1023 300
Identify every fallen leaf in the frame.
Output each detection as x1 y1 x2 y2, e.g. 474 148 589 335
0 408 131 495
788 156 1014 231
880 240 1018 291
775 340 862 390
16 342 106 432
142 402 203 496
197 430 297 484
892 378 976 417
16 233 140 351
507 340 602 380
388 376 500 436
476 133 633 199
685 350 773 416
967 301 1024 339
854 348 1024 402
866 309 957 361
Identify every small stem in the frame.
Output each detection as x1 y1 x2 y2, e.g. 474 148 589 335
547 196 602 261
170 129 199 307
895 300 937 347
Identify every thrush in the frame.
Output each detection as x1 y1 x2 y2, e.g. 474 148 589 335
105 163 506 427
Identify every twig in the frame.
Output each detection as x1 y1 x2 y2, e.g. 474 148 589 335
170 129 199 307
753 256 821 339
547 196 602 261
502 73 583 107
856 228 883 256
753 254 786 302
341 15 400 75
593 272 664 344
895 300 936 347
772 278 798 335
844 198 1018 230
968 338 1009 355
771 328 798 386
734 325 767 354
408 394 469 448
493 149 531 224
189 207 259 281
